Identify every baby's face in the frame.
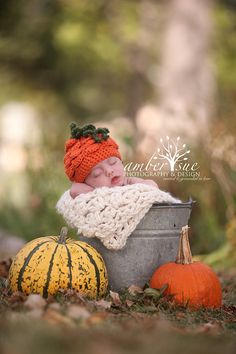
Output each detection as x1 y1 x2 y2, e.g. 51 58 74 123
85 157 125 188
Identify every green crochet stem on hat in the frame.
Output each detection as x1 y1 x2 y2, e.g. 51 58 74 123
70 123 110 143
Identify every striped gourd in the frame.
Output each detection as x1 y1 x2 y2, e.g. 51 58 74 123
8 227 108 299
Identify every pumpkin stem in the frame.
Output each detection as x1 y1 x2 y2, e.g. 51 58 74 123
70 122 110 142
58 227 68 244
175 225 193 264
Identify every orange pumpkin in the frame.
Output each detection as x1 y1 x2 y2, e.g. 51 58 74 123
150 225 222 309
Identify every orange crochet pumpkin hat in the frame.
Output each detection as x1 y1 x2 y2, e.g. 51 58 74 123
64 123 122 183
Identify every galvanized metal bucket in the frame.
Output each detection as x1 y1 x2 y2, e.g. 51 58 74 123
79 201 194 291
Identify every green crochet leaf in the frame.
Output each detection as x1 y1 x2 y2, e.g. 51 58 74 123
70 122 110 142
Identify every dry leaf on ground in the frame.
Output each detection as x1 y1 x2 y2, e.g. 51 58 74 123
195 322 222 334
43 308 75 327
86 311 109 325
27 308 44 319
0 259 12 278
109 291 122 306
125 299 135 307
128 285 144 296
7 291 27 306
47 302 61 311
66 304 91 320
24 294 46 310
94 299 112 310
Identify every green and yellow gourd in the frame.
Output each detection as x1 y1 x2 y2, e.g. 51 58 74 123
8 227 108 299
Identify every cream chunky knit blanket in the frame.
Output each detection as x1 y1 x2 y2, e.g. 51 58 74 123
56 183 181 250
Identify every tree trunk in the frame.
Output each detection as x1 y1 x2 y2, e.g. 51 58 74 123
136 0 214 155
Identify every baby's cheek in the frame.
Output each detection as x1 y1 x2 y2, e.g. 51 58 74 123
92 175 111 188
100 176 112 187
115 163 124 175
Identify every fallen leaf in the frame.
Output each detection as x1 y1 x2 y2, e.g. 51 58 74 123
128 285 143 296
43 308 75 327
223 305 236 316
46 294 57 304
175 311 186 319
109 291 122 306
146 284 168 297
144 288 161 298
154 313 173 331
0 258 12 278
66 304 91 320
0 277 8 291
130 312 149 320
47 302 61 311
55 288 86 304
8 291 27 306
86 311 108 325
195 322 221 334
27 309 44 319
24 294 46 310
139 305 157 313
94 299 112 310
6 312 30 323
125 299 134 308
159 284 169 295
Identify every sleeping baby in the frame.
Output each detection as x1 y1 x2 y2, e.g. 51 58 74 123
64 123 158 198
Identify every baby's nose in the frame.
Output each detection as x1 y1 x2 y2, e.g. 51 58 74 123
106 169 114 177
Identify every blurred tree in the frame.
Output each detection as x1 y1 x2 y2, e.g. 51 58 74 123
136 0 215 154
0 0 159 120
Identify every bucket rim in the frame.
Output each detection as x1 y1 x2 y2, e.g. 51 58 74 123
152 198 196 208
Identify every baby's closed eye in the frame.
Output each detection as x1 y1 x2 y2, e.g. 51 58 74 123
93 169 103 178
